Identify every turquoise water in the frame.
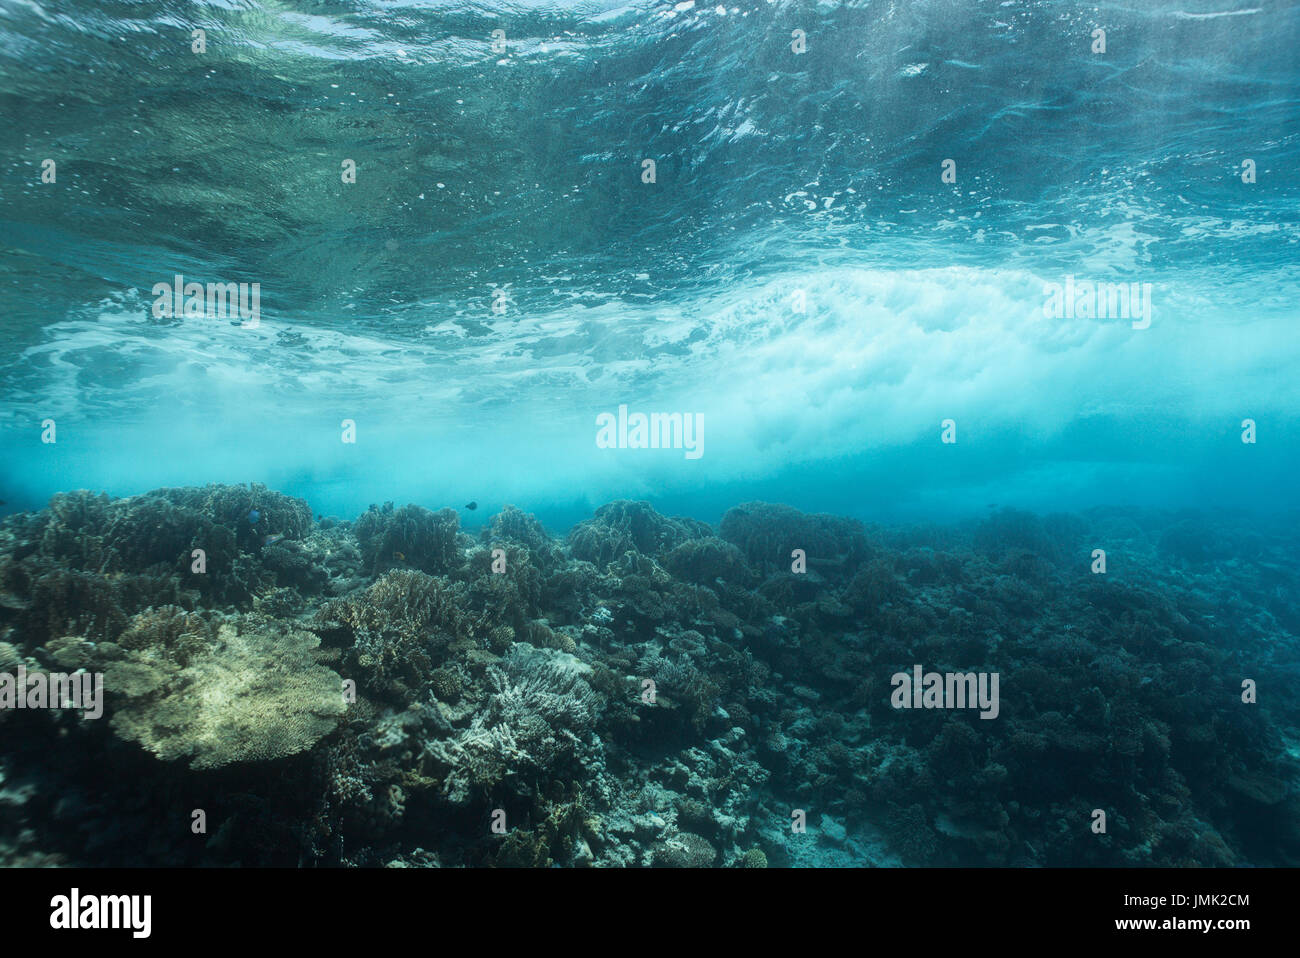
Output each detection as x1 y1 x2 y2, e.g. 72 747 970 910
1 0 1299 871
2 0 1297 524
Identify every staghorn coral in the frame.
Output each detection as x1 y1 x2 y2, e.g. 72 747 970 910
421 647 603 804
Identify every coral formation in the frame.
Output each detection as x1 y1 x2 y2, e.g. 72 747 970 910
107 618 345 769
0 489 1296 868
567 500 703 567
354 503 463 576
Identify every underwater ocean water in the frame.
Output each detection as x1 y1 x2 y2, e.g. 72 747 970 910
0 0 1297 870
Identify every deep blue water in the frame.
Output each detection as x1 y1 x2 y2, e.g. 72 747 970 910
2 0 1297 524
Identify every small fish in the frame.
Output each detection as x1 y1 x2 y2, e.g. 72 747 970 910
464 501 477 511
394 551 406 561
248 509 261 524
264 534 284 546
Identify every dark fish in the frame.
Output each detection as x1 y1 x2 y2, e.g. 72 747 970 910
248 508 261 524
464 501 477 511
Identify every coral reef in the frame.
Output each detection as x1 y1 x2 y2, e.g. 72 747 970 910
0 490 1296 868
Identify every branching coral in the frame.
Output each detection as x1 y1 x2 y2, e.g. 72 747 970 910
317 569 477 702
354 503 462 576
421 648 603 804
566 500 702 567
484 505 562 572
